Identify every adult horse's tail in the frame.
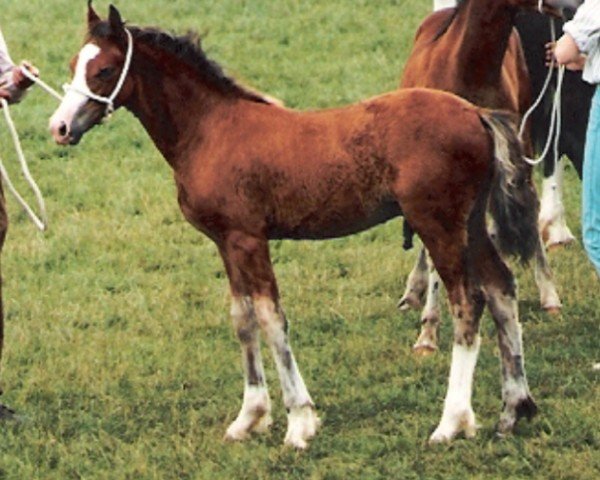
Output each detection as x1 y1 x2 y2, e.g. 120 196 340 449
479 110 539 264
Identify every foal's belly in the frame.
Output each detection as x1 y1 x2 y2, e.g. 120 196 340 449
267 200 402 240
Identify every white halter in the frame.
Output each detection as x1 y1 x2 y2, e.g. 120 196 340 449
63 28 134 116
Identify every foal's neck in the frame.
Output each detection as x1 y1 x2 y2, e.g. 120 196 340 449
452 0 516 87
123 42 233 169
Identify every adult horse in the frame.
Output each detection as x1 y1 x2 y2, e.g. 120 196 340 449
515 9 595 247
399 0 581 355
50 3 540 446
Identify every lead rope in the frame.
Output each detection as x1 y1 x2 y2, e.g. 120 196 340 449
0 66 64 231
518 18 566 168
0 97 49 231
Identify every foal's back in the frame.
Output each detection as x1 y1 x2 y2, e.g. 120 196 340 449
177 89 491 241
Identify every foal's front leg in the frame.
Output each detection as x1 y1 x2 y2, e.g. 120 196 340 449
224 296 272 441
254 297 320 449
221 233 319 448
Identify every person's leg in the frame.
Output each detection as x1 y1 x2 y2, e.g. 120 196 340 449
582 86 600 278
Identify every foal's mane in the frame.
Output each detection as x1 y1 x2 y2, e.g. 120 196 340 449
90 21 273 105
432 0 467 42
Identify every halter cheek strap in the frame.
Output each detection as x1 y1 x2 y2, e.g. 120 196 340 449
63 28 134 117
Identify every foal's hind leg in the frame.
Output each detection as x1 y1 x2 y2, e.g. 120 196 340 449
427 269 486 443
402 224 486 441
474 235 538 434
220 232 319 448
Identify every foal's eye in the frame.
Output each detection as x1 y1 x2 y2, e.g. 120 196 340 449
97 67 114 79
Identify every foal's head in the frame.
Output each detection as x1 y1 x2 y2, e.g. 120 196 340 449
50 3 133 145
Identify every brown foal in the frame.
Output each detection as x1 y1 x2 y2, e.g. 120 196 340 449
49 3 539 446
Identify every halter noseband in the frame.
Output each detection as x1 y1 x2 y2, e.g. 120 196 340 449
63 28 134 117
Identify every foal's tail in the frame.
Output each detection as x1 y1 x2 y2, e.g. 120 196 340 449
479 110 539 264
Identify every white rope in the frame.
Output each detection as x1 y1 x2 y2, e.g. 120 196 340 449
0 98 48 231
0 28 134 231
519 19 565 167
21 67 63 101
63 28 133 116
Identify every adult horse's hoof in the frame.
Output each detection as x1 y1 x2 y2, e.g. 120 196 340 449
413 344 437 357
541 222 576 251
543 306 561 316
413 321 439 356
547 238 575 251
397 293 421 311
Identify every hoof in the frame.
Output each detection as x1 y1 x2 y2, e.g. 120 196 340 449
498 395 538 434
429 408 477 444
543 306 561 316
284 405 321 449
397 294 421 312
224 406 272 442
546 240 574 251
515 395 538 421
413 344 437 357
541 224 576 251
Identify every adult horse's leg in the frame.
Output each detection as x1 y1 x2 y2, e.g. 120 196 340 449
539 158 576 248
533 235 562 312
398 247 428 311
220 232 319 448
412 253 442 355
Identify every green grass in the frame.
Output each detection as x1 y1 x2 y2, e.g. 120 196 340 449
0 0 598 478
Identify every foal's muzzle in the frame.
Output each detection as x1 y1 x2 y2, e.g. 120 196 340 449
51 121 82 146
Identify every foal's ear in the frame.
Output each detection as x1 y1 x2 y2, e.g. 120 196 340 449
87 0 101 27
108 4 125 33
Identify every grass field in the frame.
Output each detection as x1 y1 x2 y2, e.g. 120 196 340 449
0 0 598 478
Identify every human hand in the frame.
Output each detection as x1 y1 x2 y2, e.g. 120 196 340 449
12 61 39 90
545 41 556 68
0 87 10 105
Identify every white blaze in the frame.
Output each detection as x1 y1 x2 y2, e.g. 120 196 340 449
433 0 457 10
49 43 100 131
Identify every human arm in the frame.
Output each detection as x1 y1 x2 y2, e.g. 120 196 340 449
0 27 37 104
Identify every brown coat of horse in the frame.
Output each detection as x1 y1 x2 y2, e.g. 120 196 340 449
49 4 539 447
398 0 566 355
